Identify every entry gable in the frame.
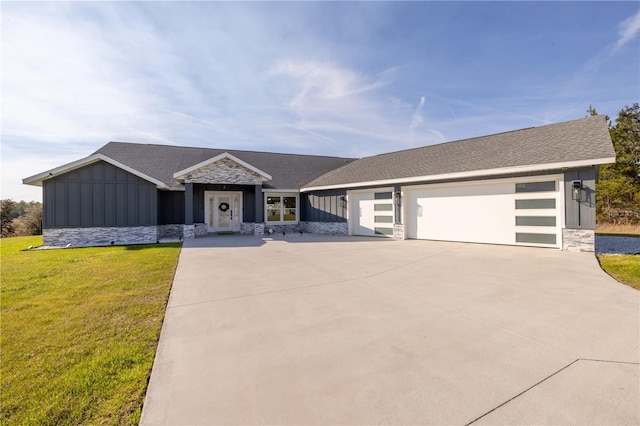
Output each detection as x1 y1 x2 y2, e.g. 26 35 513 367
173 152 272 185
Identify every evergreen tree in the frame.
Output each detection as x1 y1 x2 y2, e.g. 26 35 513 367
595 103 640 224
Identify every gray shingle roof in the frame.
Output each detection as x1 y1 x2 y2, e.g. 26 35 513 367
93 143 356 190
305 115 615 188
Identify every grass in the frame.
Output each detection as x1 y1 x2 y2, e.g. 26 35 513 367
597 255 640 291
594 224 639 290
1 236 181 425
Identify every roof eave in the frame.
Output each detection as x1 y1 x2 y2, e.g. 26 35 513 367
300 157 616 192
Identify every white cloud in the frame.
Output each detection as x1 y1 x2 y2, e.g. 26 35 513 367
614 9 640 51
409 96 426 133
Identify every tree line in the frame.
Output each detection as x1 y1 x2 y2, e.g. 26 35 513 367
591 103 640 225
1 200 42 237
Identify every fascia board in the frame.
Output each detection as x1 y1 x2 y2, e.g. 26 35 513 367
262 188 300 193
300 157 616 192
23 153 171 189
173 152 272 181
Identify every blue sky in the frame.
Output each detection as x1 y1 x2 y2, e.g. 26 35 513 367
2 1 639 201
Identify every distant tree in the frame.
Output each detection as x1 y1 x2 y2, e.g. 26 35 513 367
15 203 43 236
1 199 16 237
0 199 43 237
595 103 640 224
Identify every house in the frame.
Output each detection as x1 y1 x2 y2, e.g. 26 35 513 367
23 115 615 252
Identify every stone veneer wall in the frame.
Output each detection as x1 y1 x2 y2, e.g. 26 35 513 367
157 224 184 240
240 222 255 234
562 229 595 252
183 223 208 239
184 158 263 185
43 226 158 247
301 222 348 236
393 224 405 240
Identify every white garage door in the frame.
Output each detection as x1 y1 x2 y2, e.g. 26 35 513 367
404 178 561 248
350 190 395 237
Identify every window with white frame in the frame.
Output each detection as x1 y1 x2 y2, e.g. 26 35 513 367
265 193 298 223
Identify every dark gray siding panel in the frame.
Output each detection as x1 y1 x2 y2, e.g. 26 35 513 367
302 190 347 222
158 191 185 225
243 190 256 223
80 182 92 226
116 183 126 226
42 161 157 228
67 182 79 226
564 167 597 229
92 183 104 226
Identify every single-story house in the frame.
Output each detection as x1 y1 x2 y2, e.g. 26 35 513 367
24 115 615 252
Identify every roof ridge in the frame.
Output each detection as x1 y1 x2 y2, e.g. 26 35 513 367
99 141 356 160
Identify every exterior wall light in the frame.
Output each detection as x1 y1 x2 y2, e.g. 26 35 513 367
395 191 402 206
339 195 347 208
572 181 583 202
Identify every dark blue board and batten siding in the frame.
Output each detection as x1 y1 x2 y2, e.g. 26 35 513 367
564 167 597 229
302 190 347 222
43 161 157 228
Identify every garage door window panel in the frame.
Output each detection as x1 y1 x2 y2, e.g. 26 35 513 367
516 232 557 245
374 192 393 200
515 199 556 209
375 227 393 236
374 215 393 223
374 204 393 211
516 216 556 227
515 181 556 193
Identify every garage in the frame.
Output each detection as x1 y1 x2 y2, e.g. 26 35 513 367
404 177 562 248
349 189 395 237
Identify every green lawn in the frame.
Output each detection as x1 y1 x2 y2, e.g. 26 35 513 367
1 236 181 425
598 254 640 290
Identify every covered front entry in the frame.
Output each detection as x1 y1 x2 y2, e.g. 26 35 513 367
204 191 242 233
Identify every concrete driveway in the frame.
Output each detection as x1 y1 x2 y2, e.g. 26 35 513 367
141 236 639 425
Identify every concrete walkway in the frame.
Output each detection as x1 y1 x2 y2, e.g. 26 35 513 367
141 235 639 425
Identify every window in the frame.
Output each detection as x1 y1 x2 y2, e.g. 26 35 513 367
515 181 556 193
515 199 556 209
265 193 298 223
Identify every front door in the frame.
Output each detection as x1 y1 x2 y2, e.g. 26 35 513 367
205 191 242 233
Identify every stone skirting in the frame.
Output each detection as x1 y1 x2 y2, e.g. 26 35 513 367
301 221 348 236
43 226 158 247
563 228 595 252
183 223 208 239
393 224 405 240
264 223 304 236
157 224 184 240
240 222 255 234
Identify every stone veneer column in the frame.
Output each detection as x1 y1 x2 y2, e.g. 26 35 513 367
393 224 405 240
562 229 595 252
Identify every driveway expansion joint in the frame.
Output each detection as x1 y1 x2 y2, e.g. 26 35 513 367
465 358 639 425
